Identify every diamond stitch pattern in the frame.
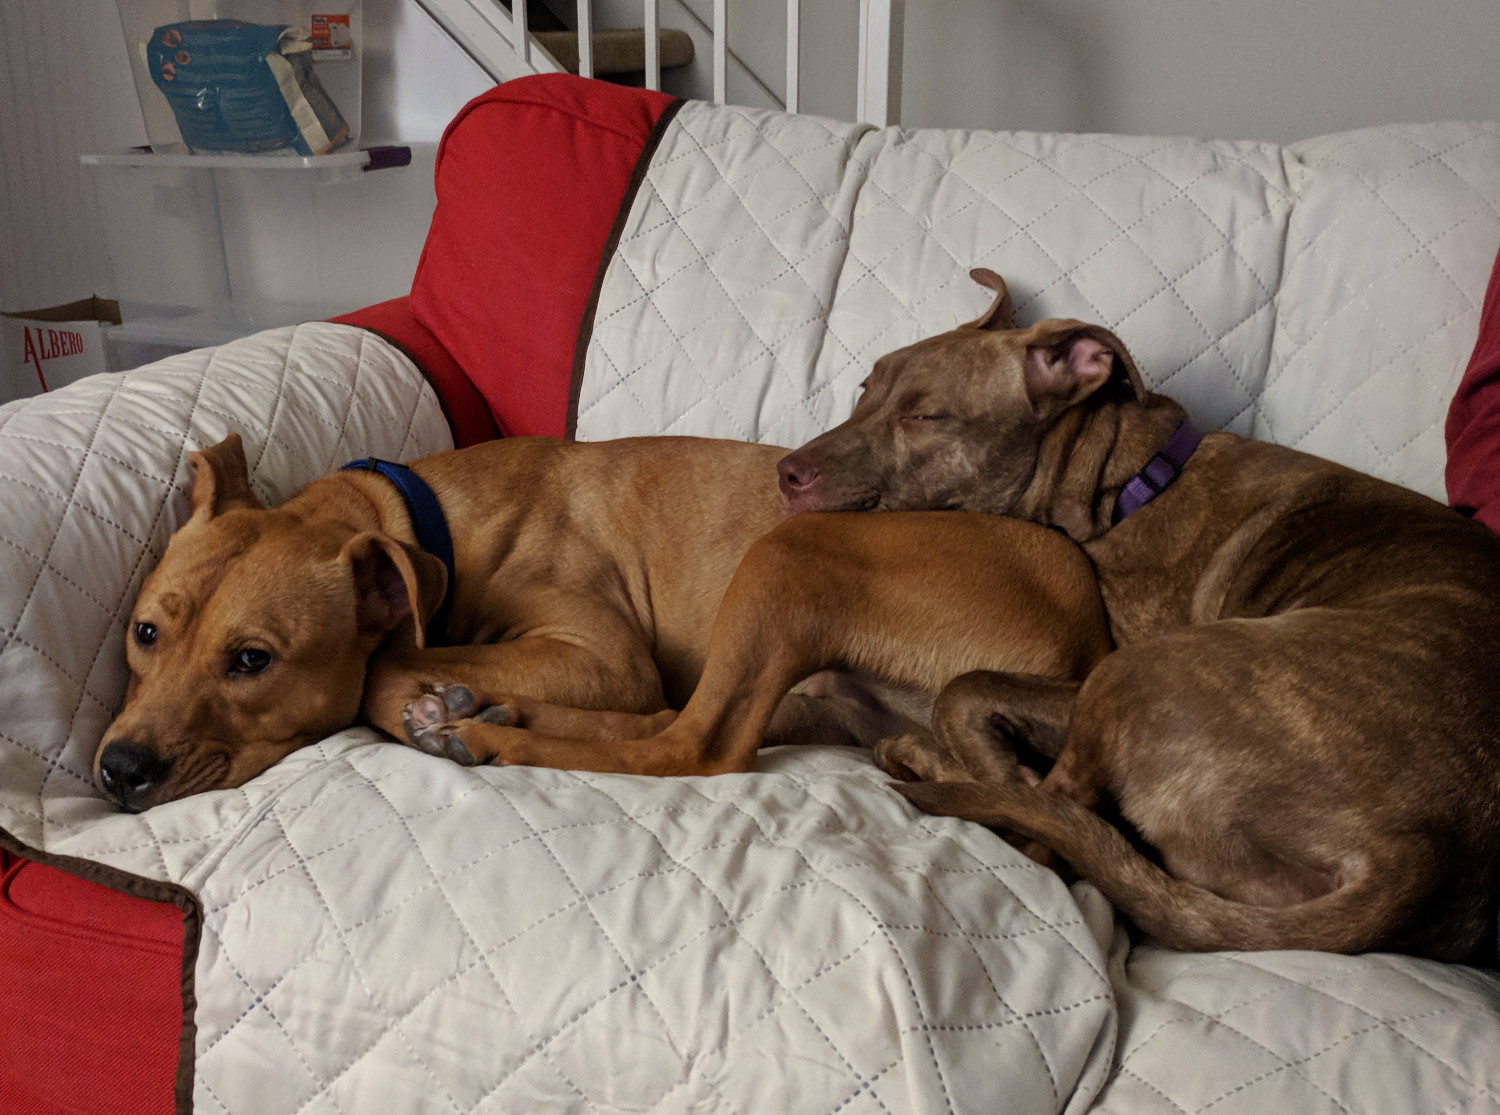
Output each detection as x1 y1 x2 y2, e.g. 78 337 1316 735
570 102 1500 1114
187 743 1120 1114
1258 123 1500 497
578 108 1500 509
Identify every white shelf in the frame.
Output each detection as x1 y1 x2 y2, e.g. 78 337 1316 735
83 142 434 356
81 148 375 171
104 303 346 349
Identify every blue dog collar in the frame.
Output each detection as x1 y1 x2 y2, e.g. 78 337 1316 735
340 458 455 645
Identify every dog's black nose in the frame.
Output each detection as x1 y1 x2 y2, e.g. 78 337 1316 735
97 743 170 811
777 452 820 495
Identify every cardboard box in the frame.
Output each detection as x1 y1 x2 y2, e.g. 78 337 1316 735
1 298 120 404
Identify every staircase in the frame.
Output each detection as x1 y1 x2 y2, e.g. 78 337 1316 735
532 28 694 81
411 0 903 124
513 1 694 84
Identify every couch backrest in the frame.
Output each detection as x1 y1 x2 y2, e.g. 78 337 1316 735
572 101 1500 501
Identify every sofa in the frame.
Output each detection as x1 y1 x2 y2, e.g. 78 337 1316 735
2 74 1499 1113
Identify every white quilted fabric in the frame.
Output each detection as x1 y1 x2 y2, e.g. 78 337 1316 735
1260 124 1500 489
1096 948 1500 1114
187 743 1119 1114
578 104 1500 501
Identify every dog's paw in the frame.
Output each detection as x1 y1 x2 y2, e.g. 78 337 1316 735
875 733 967 783
406 723 479 766
403 684 479 736
402 685 521 766
403 685 521 734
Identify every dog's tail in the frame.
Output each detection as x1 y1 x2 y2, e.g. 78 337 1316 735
899 780 1437 955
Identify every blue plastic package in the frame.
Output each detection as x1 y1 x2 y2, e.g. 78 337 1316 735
146 19 350 156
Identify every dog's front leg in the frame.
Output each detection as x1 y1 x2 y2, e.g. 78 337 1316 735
400 717 711 774
362 635 668 757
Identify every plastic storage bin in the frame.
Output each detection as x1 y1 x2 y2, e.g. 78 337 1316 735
116 0 362 155
82 144 435 349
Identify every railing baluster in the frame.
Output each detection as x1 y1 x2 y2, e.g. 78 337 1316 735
856 0 903 126
643 0 661 91
576 0 594 78
713 0 728 103
785 0 800 114
515 0 530 65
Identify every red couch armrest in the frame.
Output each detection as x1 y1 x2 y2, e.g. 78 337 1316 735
0 841 196 1115
410 75 679 439
1446 241 1500 533
332 297 499 448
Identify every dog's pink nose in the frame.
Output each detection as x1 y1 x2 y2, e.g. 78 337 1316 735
777 452 820 497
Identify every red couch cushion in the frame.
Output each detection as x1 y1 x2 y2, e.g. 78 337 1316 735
0 842 195 1114
1446 241 1500 533
409 75 679 439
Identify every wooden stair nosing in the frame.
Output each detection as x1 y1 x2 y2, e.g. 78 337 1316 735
531 28 695 75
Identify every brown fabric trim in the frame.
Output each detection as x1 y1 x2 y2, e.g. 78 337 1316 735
566 97 687 440
0 825 200 1114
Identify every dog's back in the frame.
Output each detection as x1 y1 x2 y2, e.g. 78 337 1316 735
416 435 791 703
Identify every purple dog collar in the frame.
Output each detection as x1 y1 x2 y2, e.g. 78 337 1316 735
1112 419 1203 524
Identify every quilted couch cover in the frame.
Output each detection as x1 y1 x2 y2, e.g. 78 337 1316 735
3 76 1500 1113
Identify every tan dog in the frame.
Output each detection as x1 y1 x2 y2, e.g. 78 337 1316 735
98 422 1108 809
752 269 1500 962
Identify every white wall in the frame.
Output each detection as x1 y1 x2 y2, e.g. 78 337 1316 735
900 0 1500 142
627 0 1497 139
0 0 146 312
360 0 493 143
0 0 492 314
4 0 1497 315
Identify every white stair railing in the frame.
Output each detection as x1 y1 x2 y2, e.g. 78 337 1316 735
416 0 903 125
643 0 661 89
785 0 801 113
711 0 728 103
855 0 903 127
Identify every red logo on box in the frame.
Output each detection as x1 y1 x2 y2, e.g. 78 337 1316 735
310 14 352 53
22 327 86 391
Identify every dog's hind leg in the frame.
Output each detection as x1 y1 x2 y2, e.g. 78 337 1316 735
606 510 1106 777
876 670 1080 785
878 670 1084 867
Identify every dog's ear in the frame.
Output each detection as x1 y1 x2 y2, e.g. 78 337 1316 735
188 434 262 519
1021 319 1146 408
966 268 1016 331
341 531 448 649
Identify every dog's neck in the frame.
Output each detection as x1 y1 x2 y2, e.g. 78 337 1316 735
296 470 425 546
1014 392 1189 542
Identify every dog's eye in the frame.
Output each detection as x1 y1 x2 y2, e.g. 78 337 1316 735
905 413 951 423
230 648 273 675
133 622 158 647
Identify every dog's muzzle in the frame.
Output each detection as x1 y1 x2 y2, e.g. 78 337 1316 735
97 742 172 812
